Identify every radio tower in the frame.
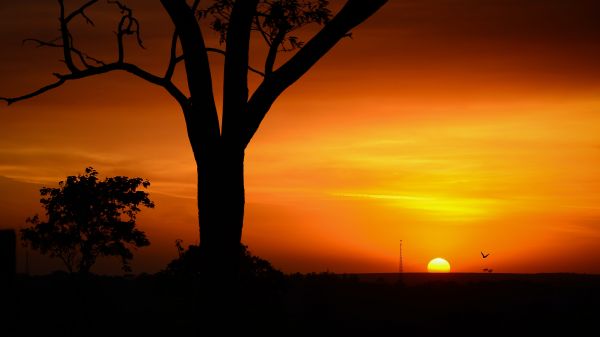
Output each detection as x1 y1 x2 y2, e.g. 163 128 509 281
399 240 403 274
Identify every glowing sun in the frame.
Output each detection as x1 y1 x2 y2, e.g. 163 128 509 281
427 258 451 273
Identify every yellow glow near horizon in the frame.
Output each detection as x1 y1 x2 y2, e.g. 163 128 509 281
335 193 495 222
2 1 600 275
427 258 451 273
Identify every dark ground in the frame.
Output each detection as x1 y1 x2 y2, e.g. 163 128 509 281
2 272 599 336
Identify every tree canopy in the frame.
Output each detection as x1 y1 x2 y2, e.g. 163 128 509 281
21 167 154 274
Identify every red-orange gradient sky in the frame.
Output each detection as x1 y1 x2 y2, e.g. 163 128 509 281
1 0 600 274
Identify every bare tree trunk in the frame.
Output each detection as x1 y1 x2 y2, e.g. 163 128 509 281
193 145 246 329
196 148 245 277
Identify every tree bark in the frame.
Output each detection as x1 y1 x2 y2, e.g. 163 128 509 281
193 141 246 329
196 147 245 279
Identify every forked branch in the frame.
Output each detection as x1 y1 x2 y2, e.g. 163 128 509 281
108 0 145 62
1 0 186 108
65 0 100 24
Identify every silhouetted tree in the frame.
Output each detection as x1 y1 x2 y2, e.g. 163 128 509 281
21 167 153 275
1 0 387 286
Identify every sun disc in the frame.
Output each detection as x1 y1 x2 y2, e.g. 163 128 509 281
427 257 451 273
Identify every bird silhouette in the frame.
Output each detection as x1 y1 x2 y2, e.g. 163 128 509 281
481 252 490 258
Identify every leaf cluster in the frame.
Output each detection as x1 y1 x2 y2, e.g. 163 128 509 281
200 0 332 52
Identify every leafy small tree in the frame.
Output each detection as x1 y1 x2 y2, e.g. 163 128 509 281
21 167 154 274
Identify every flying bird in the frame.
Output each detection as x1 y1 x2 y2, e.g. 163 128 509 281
481 252 490 258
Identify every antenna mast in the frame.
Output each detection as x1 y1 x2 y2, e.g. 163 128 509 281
399 240 403 274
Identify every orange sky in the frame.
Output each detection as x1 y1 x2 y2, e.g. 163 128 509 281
1 0 599 274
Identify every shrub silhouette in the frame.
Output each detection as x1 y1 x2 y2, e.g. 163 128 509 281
166 241 284 284
21 167 153 274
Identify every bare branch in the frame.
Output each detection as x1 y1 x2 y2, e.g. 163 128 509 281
56 0 107 71
264 29 286 76
0 78 66 105
65 0 99 24
206 47 224 55
79 53 106 67
67 33 94 68
58 0 79 73
23 38 106 68
116 16 126 62
109 0 145 63
253 15 273 47
23 38 61 48
1 62 187 108
165 30 179 80
79 10 95 26
166 33 267 82
173 48 265 77
210 47 265 78
242 63 266 77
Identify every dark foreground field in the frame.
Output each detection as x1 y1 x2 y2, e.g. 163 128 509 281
2 272 599 336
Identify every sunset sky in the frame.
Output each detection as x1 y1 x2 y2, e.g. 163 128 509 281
1 0 599 274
